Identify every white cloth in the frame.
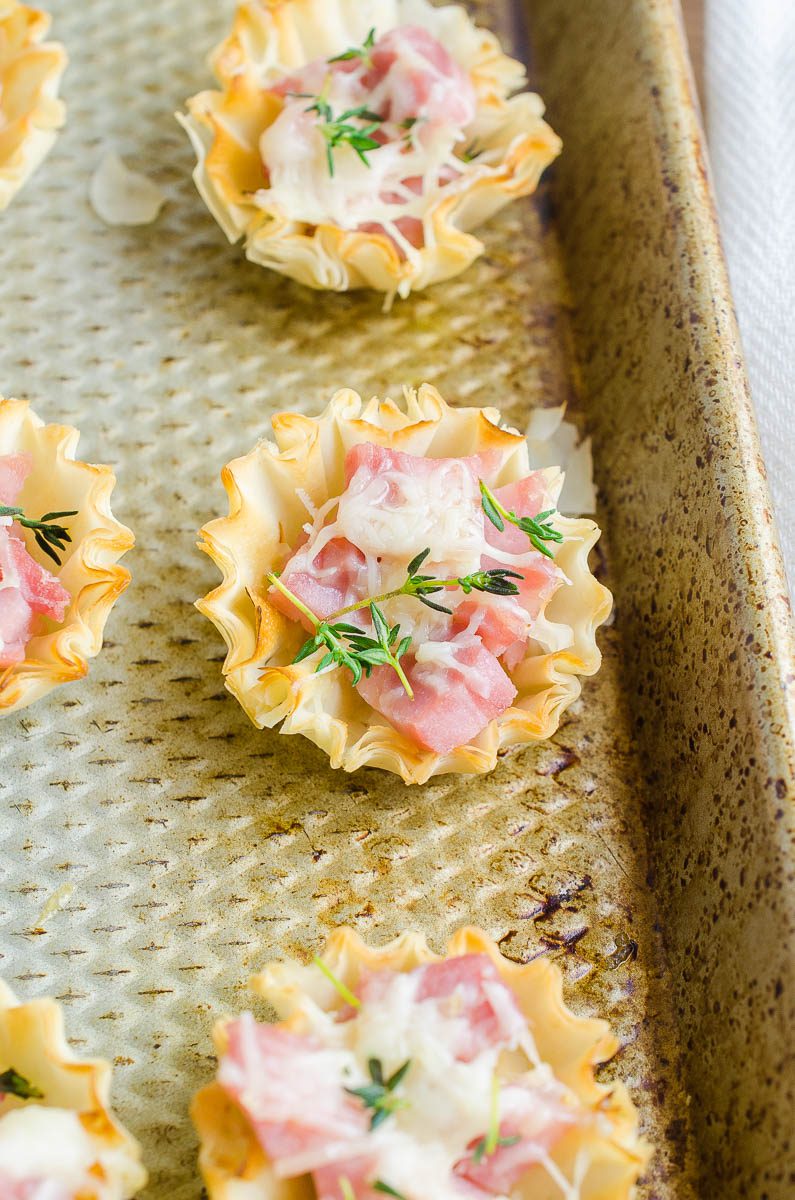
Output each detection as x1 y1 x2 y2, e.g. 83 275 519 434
705 0 795 592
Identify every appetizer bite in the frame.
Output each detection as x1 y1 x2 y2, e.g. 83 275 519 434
0 2 66 210
197 387 611 783
0 398 134 714
193 927 650 1199
0 980 146 1199
178 0 560 298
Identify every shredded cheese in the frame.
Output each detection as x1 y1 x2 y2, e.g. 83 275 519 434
0 1106 134 1198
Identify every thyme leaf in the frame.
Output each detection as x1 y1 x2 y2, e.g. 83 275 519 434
0 1068 43 1100
293 91 385 175
479 481 563 560
331 548 522 619
0 506 78 566
329 27 377 67
373 1183 408 1199
269 575 414 698
346 1057 411 1130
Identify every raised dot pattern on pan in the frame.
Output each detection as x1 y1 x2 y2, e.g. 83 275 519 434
0 1 691 1197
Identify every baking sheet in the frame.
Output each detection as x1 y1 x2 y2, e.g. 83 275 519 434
0 1 705 1195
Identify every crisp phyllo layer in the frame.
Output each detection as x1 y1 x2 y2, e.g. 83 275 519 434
193 927 650 1200
0 398 134 714
0 980 147 1199
179 0 560 297
197 386 611 783
0 2 66 210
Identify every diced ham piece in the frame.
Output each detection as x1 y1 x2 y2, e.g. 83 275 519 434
270 537 367 630
455 1083 577 1194
453 593 529 658
0 454 70 668
0 453 32 505
357 634 516 754
483 476 562 627
217 956 577 1200
363 26 477 129
219 1015 371 1162
357 954 528 1062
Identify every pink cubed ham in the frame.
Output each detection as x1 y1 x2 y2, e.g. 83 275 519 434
357 634 516 754
363 26 476 129
0 454 70 668
483 477 562 623
455 1082 576 1194
270 536 367 629
219 1016 370 1158
0 453 33 505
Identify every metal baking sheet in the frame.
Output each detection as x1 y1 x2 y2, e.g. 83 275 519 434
1 2 792 1199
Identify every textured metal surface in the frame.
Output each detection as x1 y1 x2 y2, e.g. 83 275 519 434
0 1 788 1198
531 1 795 1196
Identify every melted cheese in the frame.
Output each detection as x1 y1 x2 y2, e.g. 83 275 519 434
256 27 478 252
336 460 484 573
0 1107 98 1187
258 966 586 1200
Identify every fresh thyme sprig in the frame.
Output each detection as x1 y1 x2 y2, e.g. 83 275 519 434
331 548 523 619
471 1076 520 1164
346 1057 412 1130
290 90 384 176
341 603 414 696
479 481 563 560
0 505 77 566
312 955 361 1009
0 1068 43 1100
329 26 376 68
268 575 414 698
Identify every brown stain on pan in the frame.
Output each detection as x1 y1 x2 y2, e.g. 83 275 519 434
532 0 795 1195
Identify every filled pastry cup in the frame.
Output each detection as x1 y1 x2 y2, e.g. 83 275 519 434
197 386 611 784
192 926 651 1200
0 980 147 1197
0 2 67 211
0 398 134 715
178 0 561 298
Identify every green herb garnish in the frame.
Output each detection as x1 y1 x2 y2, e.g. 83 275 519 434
270 572 414 698
460 141 483 163
289 91 384 176
330 548 522 619
373 1183 408 1199
270 547 523 699
339 1177 357 1200
346 1057 411 1130
0 1068 43 1100
312 955 361 1008
479 481 563 560
0 506 77 566
471 1076 520 1164
329 27 376 68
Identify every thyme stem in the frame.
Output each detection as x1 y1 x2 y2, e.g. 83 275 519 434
479 481 563 560
267 573 319 628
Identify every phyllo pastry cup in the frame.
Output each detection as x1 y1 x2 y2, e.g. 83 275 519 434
0 2 66 210
179 0 561 298
197 386 611 784
0 980 147 1197
192 926 651 1200
0 398 134 714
